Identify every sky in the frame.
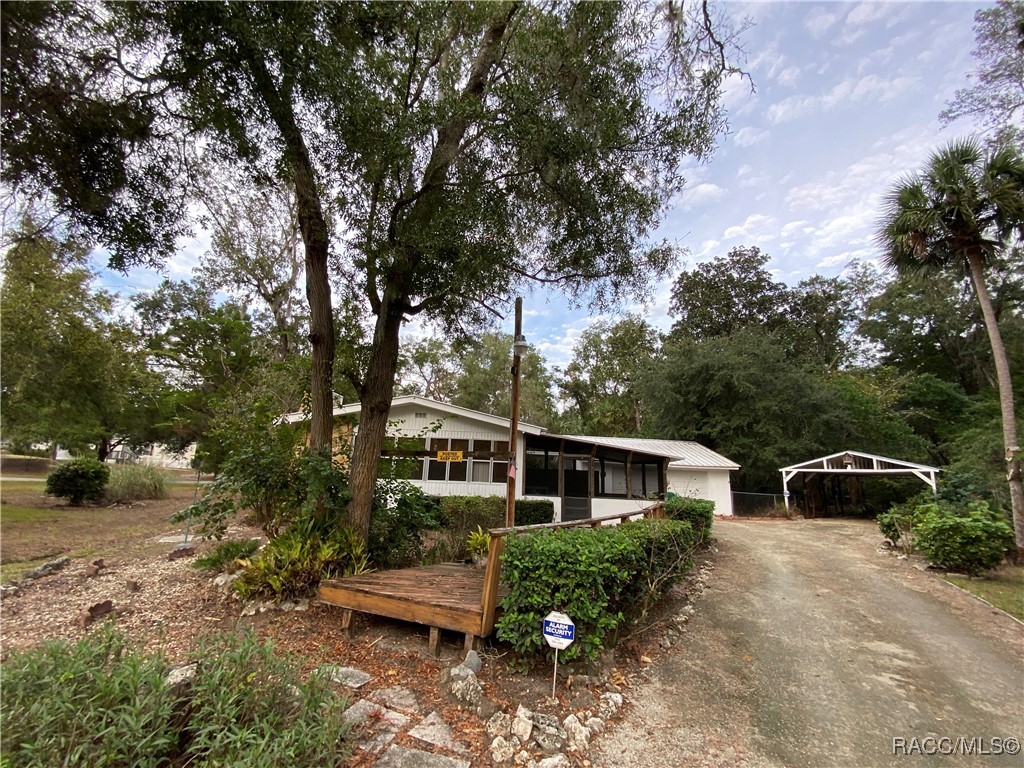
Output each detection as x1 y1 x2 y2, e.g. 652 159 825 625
97 1 994 373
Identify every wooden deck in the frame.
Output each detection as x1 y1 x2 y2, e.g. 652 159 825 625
317 504 664 657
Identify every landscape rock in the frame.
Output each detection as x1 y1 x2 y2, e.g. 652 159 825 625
598 691 624 719
408 710 466 752
125 579 141 592
92 558 106 569
462 649 483 674
168 545 196 561
449 673 483 707
1 584 20 598
75 599 114 629
369 686 420 714
486 712 512 739
529 712 567 754
511 706 534 742
561 713 591 751
490 736 516 763
374 744 470 768
318 665 371 689
22 557 71 582
584 716 605 734
85 564 101 578
213 572 239 591
164 663 197 696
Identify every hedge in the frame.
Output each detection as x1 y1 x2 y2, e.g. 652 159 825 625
664 496 714 545
496 518 697 663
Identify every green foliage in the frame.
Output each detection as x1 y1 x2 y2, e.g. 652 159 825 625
558 315 660 436
368 483 443 570
235 518 369 601
44 458 109 505
0 627 177 767
0 627 352 767
913 501 1014 576
496 520 698 663
193 539 261 573
497 527 638 663
467 526 491 559
514 499 555 527
430 496 506 562
876 492 933 553
105 464 170 504
618 518 697 620
664 496 714 545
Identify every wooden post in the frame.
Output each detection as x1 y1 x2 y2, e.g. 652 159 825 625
625 451 633 499
480 534 506 636
506 298 523 528
428 626 441 658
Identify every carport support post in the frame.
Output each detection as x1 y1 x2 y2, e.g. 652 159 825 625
781 470 791 509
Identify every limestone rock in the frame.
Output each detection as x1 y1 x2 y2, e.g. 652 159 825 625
125 579 141 592
449 674 483 707
511 710 533 743
462 649 483 674
76 599 114 629
561 714 591 751
0 584 20 599
490 736 516 763
529 712 567 754
598 691 623 719
584 716 605 734
369 686 419 714
486 712 512 739
318 665 371 689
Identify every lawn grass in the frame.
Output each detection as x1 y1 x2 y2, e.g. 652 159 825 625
941 565 1024 621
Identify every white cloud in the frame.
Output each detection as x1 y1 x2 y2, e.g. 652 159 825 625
733 127 769 147
723 213 775 242
805 8 841 39
768 74 919 124
776 66 801 88
677 182 727 210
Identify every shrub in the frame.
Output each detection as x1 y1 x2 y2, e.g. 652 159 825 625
618 518 697 620
0 627 352 768
514 499 555 526
235 518 370 601
913 501 1013 576
193 539 261 573
369 483 443 569
105 463 170 504
45 458 110 505
664 496 714 545
497 527 639 663
876 493 933 553
428 496 506 561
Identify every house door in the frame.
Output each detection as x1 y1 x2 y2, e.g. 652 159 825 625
562 456 592 520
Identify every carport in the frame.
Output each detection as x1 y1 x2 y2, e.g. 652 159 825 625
780 450 939 516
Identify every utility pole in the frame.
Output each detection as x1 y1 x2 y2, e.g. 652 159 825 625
506 297 525 528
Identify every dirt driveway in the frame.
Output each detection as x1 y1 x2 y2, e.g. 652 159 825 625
592 518 1024 768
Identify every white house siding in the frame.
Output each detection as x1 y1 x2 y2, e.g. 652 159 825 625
667 466 734 516
384 402 524 498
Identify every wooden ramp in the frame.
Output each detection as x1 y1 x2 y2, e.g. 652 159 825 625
318 559 505 657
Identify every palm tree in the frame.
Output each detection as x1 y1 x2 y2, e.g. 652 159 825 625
877 138 1024 552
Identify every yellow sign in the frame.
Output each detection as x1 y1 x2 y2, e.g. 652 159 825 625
436 450 463 462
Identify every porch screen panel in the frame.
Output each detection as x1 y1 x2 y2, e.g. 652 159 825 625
492 441 509 483
471 439 492 482
427 438 448 481
449 439 469 481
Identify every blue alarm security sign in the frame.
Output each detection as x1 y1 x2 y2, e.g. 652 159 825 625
542 611 575 650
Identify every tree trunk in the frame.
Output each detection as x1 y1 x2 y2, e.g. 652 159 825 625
96 437 112 463
347 291 406 540
967 252 1024 551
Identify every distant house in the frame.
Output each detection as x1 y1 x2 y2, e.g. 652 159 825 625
280 395 739 520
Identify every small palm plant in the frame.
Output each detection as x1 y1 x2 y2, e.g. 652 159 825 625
466 525 491 567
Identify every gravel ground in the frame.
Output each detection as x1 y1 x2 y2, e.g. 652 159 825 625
591 518 1024 768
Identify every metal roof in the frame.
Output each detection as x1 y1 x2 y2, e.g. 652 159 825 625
780 450 939 474
550 434 740 470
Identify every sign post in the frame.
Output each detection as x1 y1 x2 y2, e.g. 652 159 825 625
542 611 575 698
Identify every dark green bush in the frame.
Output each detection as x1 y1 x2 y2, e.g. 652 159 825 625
497 527 639 663
876 492 932 552
193 539 261 573
664 496 714 545
45 458 110 505
618 518 696 619
234 517 369 601
0 628 351 768
369 484 444 569
913 501 1013 576
514 499 555 526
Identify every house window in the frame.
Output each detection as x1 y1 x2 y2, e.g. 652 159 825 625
491 441 509 484
471 440 492 482
425 437 470 482
629 459 664 498
524 447 558 495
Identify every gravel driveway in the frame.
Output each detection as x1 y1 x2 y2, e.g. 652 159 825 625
592 518 1024 768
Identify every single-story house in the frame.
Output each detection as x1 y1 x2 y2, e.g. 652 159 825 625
283 395 738 520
